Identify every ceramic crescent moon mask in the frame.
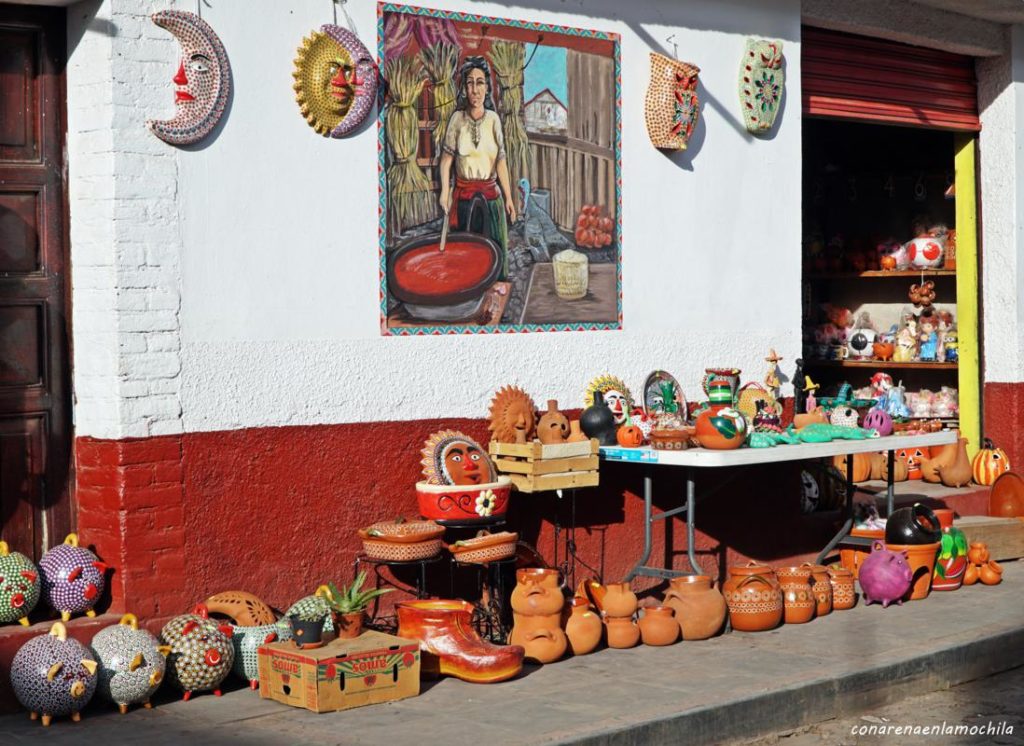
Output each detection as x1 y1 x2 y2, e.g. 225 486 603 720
293 24 377 138
146 10 231 145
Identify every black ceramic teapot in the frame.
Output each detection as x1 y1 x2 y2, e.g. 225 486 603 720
884 503 942 545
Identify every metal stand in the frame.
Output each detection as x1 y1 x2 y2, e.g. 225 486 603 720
625 466 698 581
353 553 445 632
553 488 602 589
451 555 516 643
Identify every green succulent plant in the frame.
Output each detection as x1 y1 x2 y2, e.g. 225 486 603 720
325 572 393 614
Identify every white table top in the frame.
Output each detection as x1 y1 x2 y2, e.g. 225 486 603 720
599 431 957 468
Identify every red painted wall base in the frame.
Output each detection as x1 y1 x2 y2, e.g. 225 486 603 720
983 382 1024 469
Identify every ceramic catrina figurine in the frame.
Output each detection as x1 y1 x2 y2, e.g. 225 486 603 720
421 430 497 486
39 534 109 622
645 53 700 150
159 604 234 701
738 38 783 133
488 385 537 443
90 614 169 714
10 622 98 726
0 540 41 626
293 24 377 137
584 374 634 427
146 10 231 146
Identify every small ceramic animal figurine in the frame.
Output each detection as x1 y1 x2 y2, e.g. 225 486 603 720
91 614 169 713
420 430 497 486
11 622 98 726
159 604 234 701
39 534 109 622
0 540 41 626
858 541 913 607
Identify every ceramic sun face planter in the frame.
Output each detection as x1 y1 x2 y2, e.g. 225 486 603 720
91 614 169 713
645 52 700 150
11 622 97 726
39 534 108 622
159 604 235 700
415 475 513 524
0 541 41 626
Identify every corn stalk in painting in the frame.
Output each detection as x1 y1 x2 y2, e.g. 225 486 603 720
420 42 459 156
490 40 530 199
384 56 434 238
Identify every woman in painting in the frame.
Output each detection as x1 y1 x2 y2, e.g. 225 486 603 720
439 56 518 279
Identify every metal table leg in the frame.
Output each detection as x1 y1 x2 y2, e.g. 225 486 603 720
886 449 895 516
815 452 857 565
625 469 654 582
685 467 698 574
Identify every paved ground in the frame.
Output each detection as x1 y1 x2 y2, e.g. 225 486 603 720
0 566 1020 745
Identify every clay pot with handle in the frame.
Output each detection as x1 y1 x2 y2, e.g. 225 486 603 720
638 606 679 646
601 582 638 618
722 564 783 632
662 575 727 640
775 566 815 624
511 568 564 616
563 597 602 656
604 616 640 649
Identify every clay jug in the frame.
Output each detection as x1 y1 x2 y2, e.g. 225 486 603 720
775 566 815 624
510 612 567 663
807 564 833 617
638 606 678 646
604 616 640 649
885 504 941 545
967 542 989 565
662 575 726 640
937 437 973 488
537 400 569 445
932 525 968 591
601 582 638 618
979 560 1003 585
580 392 617 446
511 568 564 616
723 563 783 632
827 566 857 610
563 598 602 655
644 52 700 151
566 420 589 443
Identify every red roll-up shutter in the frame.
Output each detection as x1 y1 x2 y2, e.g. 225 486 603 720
802 26 980 131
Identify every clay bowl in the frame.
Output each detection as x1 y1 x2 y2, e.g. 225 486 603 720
387 232 502 321
989 472 1024 518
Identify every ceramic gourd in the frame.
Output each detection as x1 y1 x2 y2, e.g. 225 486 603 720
662 575 727 640
967 542 989 565
39 534 109 622
0 541 41 626
859 541 913 607
90 613 169 713
159 604 235 700
972 438 1011 485
564 597 602 655
11 622 98 726
694 407 747 450
638 606 678 646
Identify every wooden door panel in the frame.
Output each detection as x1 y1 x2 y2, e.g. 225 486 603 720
0 190 41 273
0 303 43 388
0 414 44 556
0 28 39 160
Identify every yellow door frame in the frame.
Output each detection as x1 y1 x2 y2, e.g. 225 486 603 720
954 135 980 458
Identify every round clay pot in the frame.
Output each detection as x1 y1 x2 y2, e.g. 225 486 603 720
967 542 990 566
601 582 638 618
564 598 602 656
884 542 941 601
604 616 640 649
662 575 727 640
930 508 955 531
722 567 783 632
963 563 980 586
885 504 942 545
638 606 678 646
827 566 857 610
510 612 567 663
807 564 833 617
511 568 564 616
840 528 885 579
979 560 1003 586
694 406 747 450
775 566 815 624
335 611 364 639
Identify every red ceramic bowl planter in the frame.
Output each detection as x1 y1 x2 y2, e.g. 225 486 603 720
415 476 513 523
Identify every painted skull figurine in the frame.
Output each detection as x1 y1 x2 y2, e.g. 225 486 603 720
420 430 497 486
10 622 98 726
585 375 634 427
0 540 41 626
90 613 169 714
39 534 109 622
146 10 231 145
293 24 377 137
159 604 235 701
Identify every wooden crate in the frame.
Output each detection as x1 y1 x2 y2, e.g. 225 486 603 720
488 439 600 493
955 515 1024 561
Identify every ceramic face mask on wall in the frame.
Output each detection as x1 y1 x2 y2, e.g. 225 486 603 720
738 38 783 134
146 10 231 146
293 25 377 137
644 53 700 150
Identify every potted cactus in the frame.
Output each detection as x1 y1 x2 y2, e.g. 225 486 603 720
325 573 392 639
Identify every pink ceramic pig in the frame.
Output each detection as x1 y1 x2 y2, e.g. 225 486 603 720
859 540 913 607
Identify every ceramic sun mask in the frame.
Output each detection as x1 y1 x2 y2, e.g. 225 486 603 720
146 10 231 146
738 38 784 133
293 25 377 138
585 375 634 426
421 430 497 487
488 386 538 443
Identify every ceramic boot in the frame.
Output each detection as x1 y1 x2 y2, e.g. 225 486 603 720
397 600 524 684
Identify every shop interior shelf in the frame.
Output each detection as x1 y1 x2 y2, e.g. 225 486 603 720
804 359 957 370
806 269 956 279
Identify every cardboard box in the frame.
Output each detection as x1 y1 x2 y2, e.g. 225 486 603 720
257 630 420 713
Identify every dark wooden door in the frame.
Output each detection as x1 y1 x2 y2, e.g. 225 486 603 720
0 4 71 560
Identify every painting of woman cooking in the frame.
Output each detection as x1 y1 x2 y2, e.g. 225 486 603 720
378 3 622 335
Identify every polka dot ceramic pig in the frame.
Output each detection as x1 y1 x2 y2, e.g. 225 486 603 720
160 604 234 701
0 540 41 626
10 622 98 726
39 534 109 621
91 613 170 713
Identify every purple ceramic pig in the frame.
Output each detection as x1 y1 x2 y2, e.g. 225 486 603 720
859 540 913 607
10 622 98 726
39 534 109 622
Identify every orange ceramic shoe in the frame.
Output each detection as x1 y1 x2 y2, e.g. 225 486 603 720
397 600 524 684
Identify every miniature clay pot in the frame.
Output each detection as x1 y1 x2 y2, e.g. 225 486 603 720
601 582 638 618
885 504 942 545
807 564 833 617
929 508 955 531
827 566 857 610
39 534 108 622
11 622 98 726
638 606 679 646
510 612 567 663
566 420 588 443
415 476 513 523
564 597 602 655
604 616 641 649
0 540 41 627
537 400 569 445
288 615 326 649
963 563 980 585
335 611 365 640
91 614 169 712
775 566 815 624
979 560 1003 586
662 575 727 640
722 564 783 632
967 542 990 565
932 526 968 592
884 542 941 601
694 406 747 450
511 568 564 616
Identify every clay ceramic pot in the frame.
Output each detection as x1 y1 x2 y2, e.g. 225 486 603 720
775 566 815 624
91 614 169 712
11 622 98 726
638 606 678 646
808 564 833 617
722 564 783 632
580 391 618 446
989 472 1024 517
827 566 857 610
967 542 990 565
930 508 955 531
564 598 602 656
601 582 638 618
662 575 727 640
885 542 941 601
537 400 569 444
0 541 41 626
963 563 980 586
932 525 968 592
885 504 942 545
288 616 326 649
510 612 567 663
979 560 1003 586
566 420 589 443
694 406 747 450
839 528 885 579
604 616 641 649
511 569 564 616
335 611 364 640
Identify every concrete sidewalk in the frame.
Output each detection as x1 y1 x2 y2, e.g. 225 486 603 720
1 567 1021 746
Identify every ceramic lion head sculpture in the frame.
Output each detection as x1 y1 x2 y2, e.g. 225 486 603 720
488 386 537 444
421 430 496 486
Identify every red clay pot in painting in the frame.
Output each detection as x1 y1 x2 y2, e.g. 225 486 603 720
415 476 512 524
662 575 727 640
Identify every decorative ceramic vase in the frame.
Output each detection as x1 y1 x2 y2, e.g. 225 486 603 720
722 563 783 632
644 52 700 150
601 582 638 618
566 420 588 443
775 566 815 624
738 38 783 133
564 597 602 656
967 542 990 566
827 566 857 610
930 508 955 530
580 391 618 446
702 369 742 404
91 613 168 713
284 586 336 634
885 504 942 545
510 612 568 663
39 534 108 622
979 560 1003 585
231 621 289 688
11 622 97 726
0 540 41 626
537 400 570 444
511 568 564 616
808 564 833 617
604 616 641 649
638 606 679 646
883 542 940 601
662 575 727 640
159 604 235 700
932 525 968 591
397 599 524 683
415 476 513 523
694 405 747 450
859 541 913 607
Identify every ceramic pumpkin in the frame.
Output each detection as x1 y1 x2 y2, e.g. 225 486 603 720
972 438 1011 486
832 452 872 483
694 407 746 450
897 447 930 480
0 541 41 626
616 424 644 448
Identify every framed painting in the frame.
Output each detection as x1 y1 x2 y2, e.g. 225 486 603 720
378 3 622 335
